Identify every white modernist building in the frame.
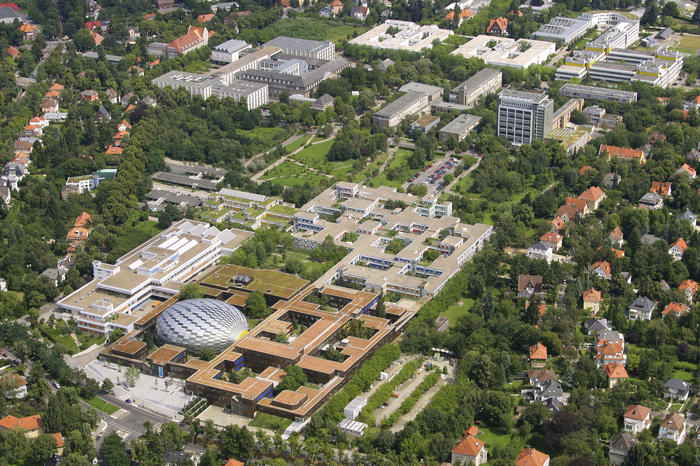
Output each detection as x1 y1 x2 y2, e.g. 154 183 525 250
349 20 453 52
532 16 592 44
57 220 248 336
452 35 556 69
211 39 251 64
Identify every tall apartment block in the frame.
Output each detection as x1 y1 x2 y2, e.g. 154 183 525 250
497 89 553 145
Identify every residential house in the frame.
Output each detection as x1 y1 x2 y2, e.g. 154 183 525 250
451 432 487 465
589 261 612 280
157 0 174 9
550 216 566 233
539 231 562 251
527 242 552 264
623 405 651 435
486 17 509 35
41 97 58 113
0 414 43 438
80 90 99 102
664 378 690 401
197 13 215 23
662 302 690 319
515 447 549 466
128 65 145 76
29 115 48 128
376 58 395 71
91 30 103 46
609 431 636 465
578 186 606 211
167 26 210 58
351 5 369 20
638 192 664 210
650 181 672 197
529 342 547 362
584 318 611 335
602 172 621 189
0 186 10 205
1 161 29 190
533 380 564 404
604 362 628 388
565 197 589 217
7 45 19 59
679 279 697 303
595 338 625 368
117 119 132 132
67 212 92 253
609 227 624 247
528 369 557 388
627 296 655 321
678 209 696 227
555 204 579 223
668 238 687 260
599 144 646 164
1 374 27 399
640 233 663 246
114 131 129 146
105 89 119 104
105 145 124 156
39 268 65 286
19 24 37 41
658 412 687 445
517 274 543 298
330 0 344 14
445 9 475 26
52 433 64 456
583 289 602 315
223 460 244 466
674 163 696 179
94 105 111 124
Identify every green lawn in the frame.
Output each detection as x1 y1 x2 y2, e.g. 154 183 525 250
368 149 414 188
291 140 334 168
237 127 285 141
38 325 79 354
249 412 292 434
85 396 119 415
259 161 331 188
478 426 525 451
285 134 313 152
677 34 700 50
670 402 683 411
263 18 368 45
184 60 211 72
354 151 390 184
439 299 475 327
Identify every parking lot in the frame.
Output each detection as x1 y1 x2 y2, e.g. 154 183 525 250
406 155 461 195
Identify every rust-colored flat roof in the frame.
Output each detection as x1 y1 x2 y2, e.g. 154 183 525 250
235 337 300 360
147 344 185 365
184 358 211 370
273 390 307 407
112 339 147 356
225 290 250 307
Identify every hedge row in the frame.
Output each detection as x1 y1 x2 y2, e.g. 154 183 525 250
381 370 441 428
357 358 423 425
321 343 402 422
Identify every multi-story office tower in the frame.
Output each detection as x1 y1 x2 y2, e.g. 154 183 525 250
497 89 553 145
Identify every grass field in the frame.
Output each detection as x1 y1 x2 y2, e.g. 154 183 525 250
285 134 313 152
85 396 119 415
292 140 334 168
673 34 700 54
184 60 211 73
249 412 293 433
263 18 368 45
368 149 414 188
478 426 525 451
440 299 476 327
259 160 331 188
237 127 285 141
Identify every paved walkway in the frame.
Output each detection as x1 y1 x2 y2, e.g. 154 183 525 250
244 133 303 170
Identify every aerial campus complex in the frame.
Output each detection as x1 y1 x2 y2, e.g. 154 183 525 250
79 184 491 420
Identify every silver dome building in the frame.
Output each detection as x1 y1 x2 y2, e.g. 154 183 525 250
155 298 250 355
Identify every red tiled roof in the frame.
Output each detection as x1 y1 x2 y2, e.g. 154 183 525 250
445 9 474 20
624 404 650 421
679 279 698 295
540 231 562 244
579 165 592 175
662 302 689 317
19 24 37 33
551 216 566 231
105 145 123 155
604 362 628 379
84 21 101 30
74 212 92 228
670 238 688 253
223 460 244 466
579 186 606 202
486 17 509 33
529 342 547 360
566 197 588 214
590 261 611 278
7 45 20 58
609 227 623 241
0 414 42 431
168 26 208 53
583 288 601 303
660 412 685 432
515 447 549 466
677 163 696 177
52 433 64 448
599 144 644 161
0 3 21 12
143 13 156 20
650 181 671 196
197 14 215 23
612 248 624 258
92 30 104 46
451 434 484 457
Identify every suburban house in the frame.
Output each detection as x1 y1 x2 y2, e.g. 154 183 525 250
674 163 696 179
662 302 690 319
515 447 549 466
638 192 664 210
52 433 64 456
528 369 557 388
578 186 606 211
608 227 624 247
486 17 509 35
445 9 475 26
599 144 646 164
351 5 369 20
623 405 651 435
678 209 696 227
450 429 487 465
527 242 552 264
583 289 602 315
584 318 611 335
650 181 672 197
0 414 43 438
679 279 697 303
627 296 655 321
589 261 611 280
604 362 628 388
595 338 625 367
533 380 564 404
80 90 99 102
658 412 687 445
518 274 543 298
664 378 690 401
41 97 58 113
609 431 636 465
539 231 562 251
668 238 687 261
529 342 547 362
